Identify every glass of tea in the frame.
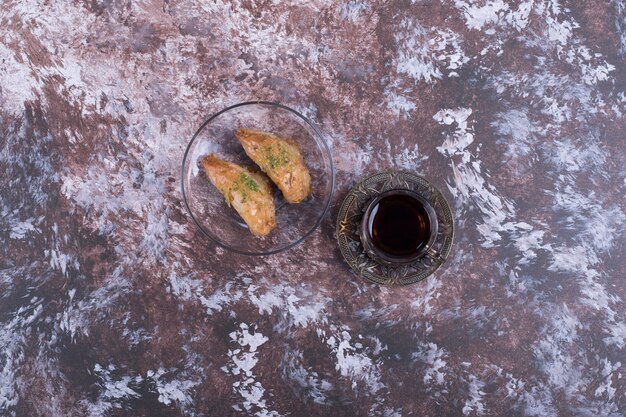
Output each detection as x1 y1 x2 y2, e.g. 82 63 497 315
359 189 442 265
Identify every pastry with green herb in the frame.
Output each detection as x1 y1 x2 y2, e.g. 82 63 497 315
201 154 276 236
235 128 311 204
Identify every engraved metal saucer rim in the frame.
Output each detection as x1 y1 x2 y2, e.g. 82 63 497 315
335 170 455 286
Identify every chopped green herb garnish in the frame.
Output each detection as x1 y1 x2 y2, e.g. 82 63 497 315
241 173 259 191
268 154 279 169
266 144 289 169
231 172 259 202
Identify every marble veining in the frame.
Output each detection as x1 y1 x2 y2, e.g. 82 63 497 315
1 0 625 416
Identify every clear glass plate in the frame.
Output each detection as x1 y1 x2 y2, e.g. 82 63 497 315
181 101 334 255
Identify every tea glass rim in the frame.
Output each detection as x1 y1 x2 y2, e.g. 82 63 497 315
359 189 439 265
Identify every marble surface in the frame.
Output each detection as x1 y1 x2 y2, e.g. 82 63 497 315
1 0 625 416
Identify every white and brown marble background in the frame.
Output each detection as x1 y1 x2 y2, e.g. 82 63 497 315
1 0 625 416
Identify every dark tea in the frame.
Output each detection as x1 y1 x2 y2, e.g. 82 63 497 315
360 189 438 265
367 194 431 257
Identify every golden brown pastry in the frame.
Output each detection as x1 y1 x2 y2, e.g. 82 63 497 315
235 128 311 204
200 154 276 236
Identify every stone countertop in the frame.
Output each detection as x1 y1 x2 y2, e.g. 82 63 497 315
1 1 625 416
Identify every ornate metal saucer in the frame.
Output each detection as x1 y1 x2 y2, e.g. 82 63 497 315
336 171 454 286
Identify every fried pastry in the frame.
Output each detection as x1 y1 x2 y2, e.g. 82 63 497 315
235 128 311 204
201 154 276 236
